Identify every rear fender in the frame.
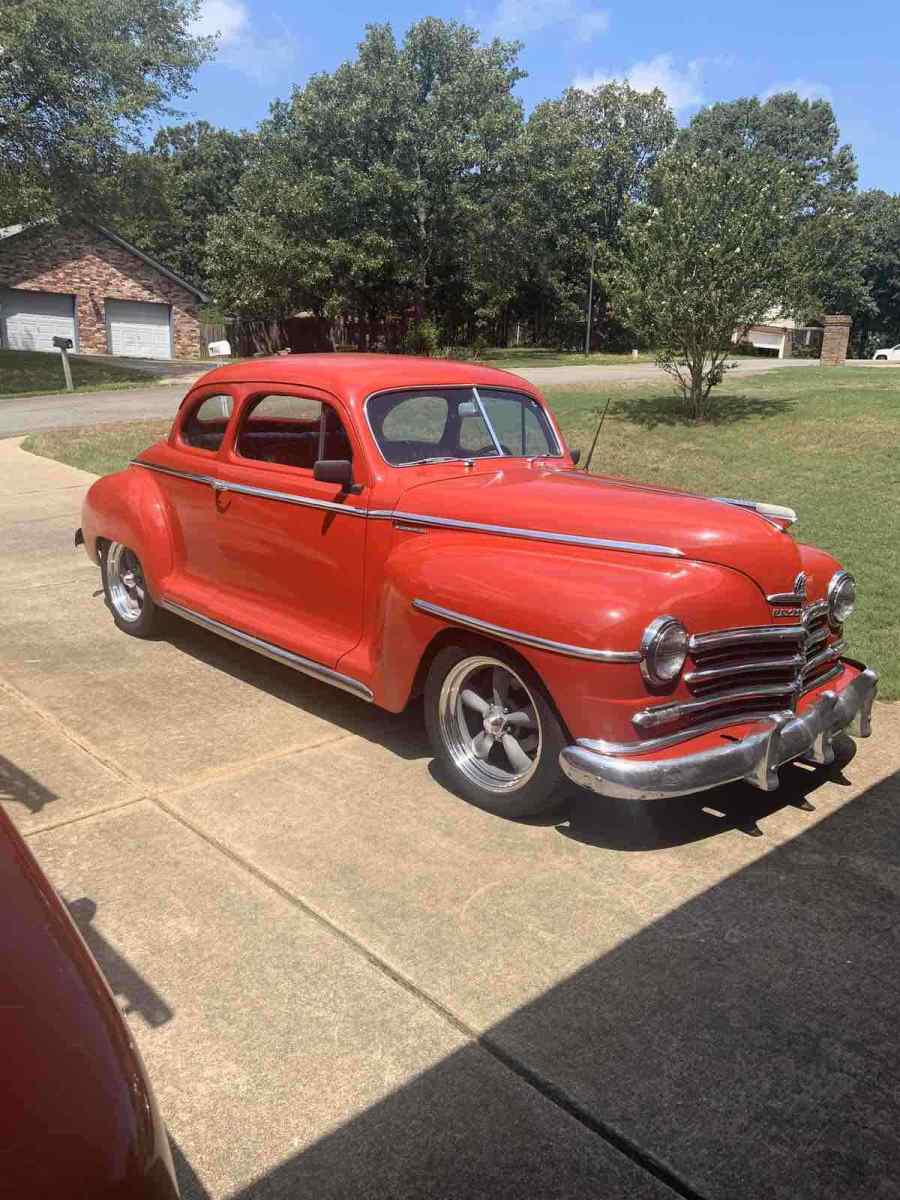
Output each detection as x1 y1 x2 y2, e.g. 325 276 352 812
81 468 175 593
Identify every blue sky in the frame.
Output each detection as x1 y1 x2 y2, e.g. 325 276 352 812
182 0 900 191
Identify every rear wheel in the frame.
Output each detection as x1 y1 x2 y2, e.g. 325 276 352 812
424 640 567 818
101 541 161 638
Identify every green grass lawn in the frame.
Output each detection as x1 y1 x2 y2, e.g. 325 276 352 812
22 365 898 697
481 347 656 369
0 349 155 397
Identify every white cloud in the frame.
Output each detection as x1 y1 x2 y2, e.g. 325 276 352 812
574 53 703 112
190 0 299 82
484 0 610 43
190 0 248 44
762 79 833 103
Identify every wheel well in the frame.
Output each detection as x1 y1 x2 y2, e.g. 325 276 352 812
409 627 573 741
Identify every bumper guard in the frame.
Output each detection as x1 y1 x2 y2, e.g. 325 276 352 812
560 667 878 801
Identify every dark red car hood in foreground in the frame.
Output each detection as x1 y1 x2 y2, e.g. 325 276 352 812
0 808 178 1199
398 465 803 595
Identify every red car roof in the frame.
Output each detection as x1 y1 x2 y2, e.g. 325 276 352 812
192 353 540 407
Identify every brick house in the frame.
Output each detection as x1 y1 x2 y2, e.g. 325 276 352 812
0 221 207 360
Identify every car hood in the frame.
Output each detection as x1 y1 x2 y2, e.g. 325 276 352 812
395 465 803 596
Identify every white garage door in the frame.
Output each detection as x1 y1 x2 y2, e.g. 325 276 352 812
106 299 172 359
0 289 76 352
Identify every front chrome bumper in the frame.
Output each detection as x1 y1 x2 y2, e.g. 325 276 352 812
560 666 878 801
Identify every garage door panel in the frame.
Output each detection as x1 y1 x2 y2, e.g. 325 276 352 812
106 299 171 360
1 289 76 353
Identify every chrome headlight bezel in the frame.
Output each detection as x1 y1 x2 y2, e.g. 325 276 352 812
827 570 856 628
641 615 688 685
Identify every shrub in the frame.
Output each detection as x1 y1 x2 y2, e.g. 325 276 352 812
402 319 442 357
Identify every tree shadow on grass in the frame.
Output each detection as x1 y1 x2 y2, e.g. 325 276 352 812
612 392 796 430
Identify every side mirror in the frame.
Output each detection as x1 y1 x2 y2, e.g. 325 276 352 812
570 448 581 465
313 459 354 487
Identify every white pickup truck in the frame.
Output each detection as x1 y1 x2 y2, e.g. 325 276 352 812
873 344 900 361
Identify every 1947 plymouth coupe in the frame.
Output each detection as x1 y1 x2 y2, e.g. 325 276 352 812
77 354 877 818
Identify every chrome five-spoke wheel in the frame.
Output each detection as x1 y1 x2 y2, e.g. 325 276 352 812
102 542 160 638
106 543 146 622
439 656 542 792
425 641 566 817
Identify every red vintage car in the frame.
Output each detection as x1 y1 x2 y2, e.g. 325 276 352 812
0 806 179 1198
78 354 876 817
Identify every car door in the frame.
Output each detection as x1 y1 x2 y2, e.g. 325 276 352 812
213 387 367 668
160 387 236 598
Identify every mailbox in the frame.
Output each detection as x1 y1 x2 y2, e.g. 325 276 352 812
53 336 74 350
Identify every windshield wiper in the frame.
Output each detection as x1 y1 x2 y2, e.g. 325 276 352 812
402 456 462 466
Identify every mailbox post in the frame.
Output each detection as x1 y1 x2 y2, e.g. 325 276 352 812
52 336 74 392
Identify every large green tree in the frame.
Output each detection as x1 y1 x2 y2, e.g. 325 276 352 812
207 19 525 333
99 122 253 291
848 190 900 353
607 151 800 418
680 93 867 319
0 0 212 222
520 83 676 347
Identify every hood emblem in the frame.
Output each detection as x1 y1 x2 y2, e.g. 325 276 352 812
768 571 808 616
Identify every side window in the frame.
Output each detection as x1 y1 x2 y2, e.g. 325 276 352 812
381 394 449 444
236 394 352 471
181 394 233 452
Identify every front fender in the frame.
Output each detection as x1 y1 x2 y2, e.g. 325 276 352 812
371 531 775 741
81 467 176 594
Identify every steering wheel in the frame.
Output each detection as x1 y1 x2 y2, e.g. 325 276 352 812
469 444 512 457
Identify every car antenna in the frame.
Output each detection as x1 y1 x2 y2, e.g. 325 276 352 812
582 398 610 474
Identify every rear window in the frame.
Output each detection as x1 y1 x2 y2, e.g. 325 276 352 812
181 394 233 452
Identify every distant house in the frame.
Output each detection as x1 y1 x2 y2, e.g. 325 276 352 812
0 221 207 360
733 313 798 359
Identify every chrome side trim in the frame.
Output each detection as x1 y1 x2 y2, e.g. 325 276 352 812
390 512 684 557
633 682 800 731
411 599 642 663
689 624 806 653
131 460 216 487
131 459 683 557
157 599 374 701
212 478 367 518
131 460 367 519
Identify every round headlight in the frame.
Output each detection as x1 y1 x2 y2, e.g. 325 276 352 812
641 616 688 685
827 570 856 627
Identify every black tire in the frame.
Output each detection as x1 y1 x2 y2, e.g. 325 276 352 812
424 637 568 818
100 541 162 638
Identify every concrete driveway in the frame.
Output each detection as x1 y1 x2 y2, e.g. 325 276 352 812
2 437 899 1200
0 355 818 438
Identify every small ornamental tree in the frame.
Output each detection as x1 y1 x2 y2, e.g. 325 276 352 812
607 151 800 418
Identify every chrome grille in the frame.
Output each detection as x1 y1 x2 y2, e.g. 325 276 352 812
633 603 846 734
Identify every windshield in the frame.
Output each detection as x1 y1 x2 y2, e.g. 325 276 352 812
367 387 561 466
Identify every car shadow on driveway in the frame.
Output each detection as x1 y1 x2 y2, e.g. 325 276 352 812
162 617 431 762
165 761 900 1200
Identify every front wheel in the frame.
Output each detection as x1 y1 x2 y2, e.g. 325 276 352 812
101 541 162 638
424 641 568 818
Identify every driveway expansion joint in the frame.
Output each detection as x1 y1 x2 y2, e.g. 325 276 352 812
150 791 707 1200
0 676 133 784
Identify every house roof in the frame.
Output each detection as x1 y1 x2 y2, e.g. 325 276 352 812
0 220 208 302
